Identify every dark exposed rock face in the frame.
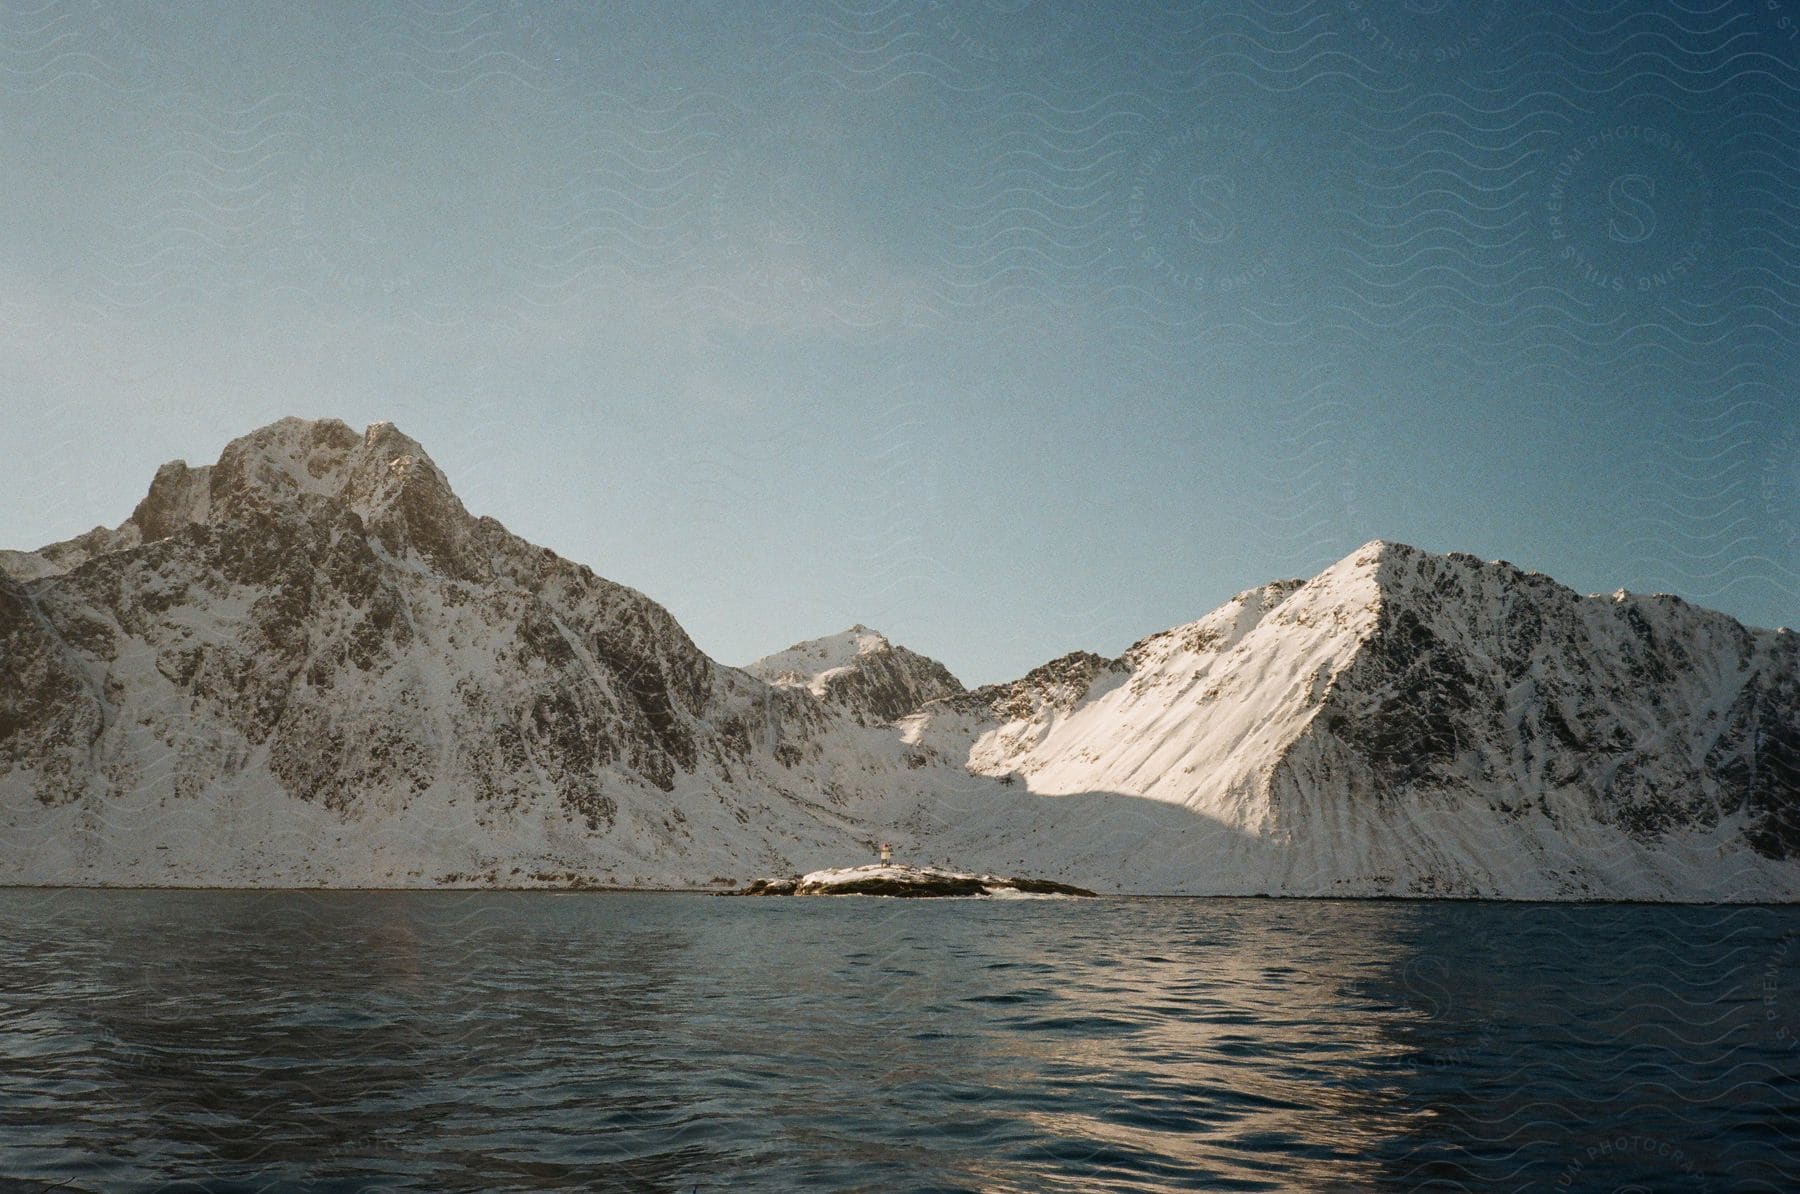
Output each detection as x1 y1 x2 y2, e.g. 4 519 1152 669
127 460 212 542
813 644 961 725
1701 633 1800 859
1329 601 1482 787
0 572 107 806
729 876 800 896
801 872 989 896
1297 543 1799 856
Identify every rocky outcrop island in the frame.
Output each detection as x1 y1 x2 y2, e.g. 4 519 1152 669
728 864 1098 898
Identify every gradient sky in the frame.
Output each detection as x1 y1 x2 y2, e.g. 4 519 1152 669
2 0 1795 683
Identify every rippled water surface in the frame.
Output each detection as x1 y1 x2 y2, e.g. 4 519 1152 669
1 891 1795 1191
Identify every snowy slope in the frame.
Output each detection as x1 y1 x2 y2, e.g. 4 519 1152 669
2 419 1794 899
902 542 1799 899
744 625 963 723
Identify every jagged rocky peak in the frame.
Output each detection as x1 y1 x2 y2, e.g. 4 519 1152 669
127 459 213 541
0 418 472 582
203 417 463 525
745 624 964 723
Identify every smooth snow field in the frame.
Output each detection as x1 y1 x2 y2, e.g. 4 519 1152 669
2 890 1795 1192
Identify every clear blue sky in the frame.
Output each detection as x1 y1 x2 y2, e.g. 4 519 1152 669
1 1 1795 683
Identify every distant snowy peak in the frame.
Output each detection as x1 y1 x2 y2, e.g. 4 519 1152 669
747 624 892 693
745 625 963 724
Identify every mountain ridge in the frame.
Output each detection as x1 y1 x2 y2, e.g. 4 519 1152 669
2 417 1794 899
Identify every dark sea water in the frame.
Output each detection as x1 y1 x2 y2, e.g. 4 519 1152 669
1 892 1796 1192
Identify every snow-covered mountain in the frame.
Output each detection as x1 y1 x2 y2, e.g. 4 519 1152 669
0 419 925 888
903 543 1799 899
744 625 963 724
3 418 1795 899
